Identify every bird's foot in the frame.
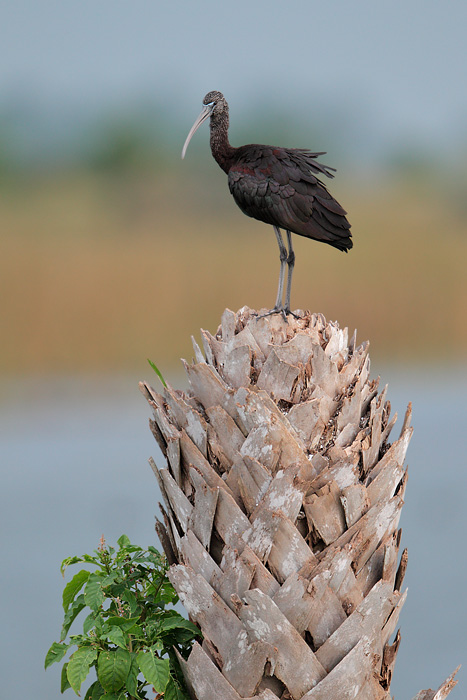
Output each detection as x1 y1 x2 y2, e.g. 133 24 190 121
256 306 302 322
283 307 302 320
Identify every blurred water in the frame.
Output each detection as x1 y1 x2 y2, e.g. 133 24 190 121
1 369 465 699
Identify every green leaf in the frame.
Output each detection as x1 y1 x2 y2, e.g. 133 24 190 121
125 653 140 698
148 546 166 563
45 641 68 669
125 544 143 553
63 570 91 612
61 662 71 693
105 615 140 631
69 632 90 643
158 612 199 635
61 595 86 640
67 646 97 695
147 359 167 387
104 625 127 649
83 611 99 635
117 534 131 549
125 623 142 637
61 554 97 576
165 675 190 700
83 680 105 700
61 556 84 576
137 650 170 694
97 648 131 693
121 589 139 614
100 571 119 589
153 580 178 605
167 626 201 645
84 573 104 611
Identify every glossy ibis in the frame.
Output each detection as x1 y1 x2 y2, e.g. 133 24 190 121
182 91 352 318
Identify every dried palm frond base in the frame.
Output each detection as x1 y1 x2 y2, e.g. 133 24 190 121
140 307 459 700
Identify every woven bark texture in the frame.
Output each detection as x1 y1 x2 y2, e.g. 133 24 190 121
141 307 458 700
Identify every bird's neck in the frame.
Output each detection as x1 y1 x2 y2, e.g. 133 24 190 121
210 114 236 173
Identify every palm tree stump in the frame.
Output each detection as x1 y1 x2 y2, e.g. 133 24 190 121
140 306 458 700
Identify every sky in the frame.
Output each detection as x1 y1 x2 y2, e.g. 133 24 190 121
2 0 467 165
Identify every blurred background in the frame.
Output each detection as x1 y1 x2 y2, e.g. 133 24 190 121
1 1 466 698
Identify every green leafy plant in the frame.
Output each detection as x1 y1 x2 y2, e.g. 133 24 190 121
45 535 199 699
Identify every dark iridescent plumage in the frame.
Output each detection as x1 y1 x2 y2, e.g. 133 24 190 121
182 91 352 316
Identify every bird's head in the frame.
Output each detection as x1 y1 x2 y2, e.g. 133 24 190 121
182 91 228 159
202 91 227 116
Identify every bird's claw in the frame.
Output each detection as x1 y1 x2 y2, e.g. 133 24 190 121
256 307 302 321
285 309 302 320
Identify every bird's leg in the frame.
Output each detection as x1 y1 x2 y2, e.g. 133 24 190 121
272 226 288 314
284 230 300 318
257 227 300 320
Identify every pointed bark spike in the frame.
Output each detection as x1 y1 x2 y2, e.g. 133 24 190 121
221 308 237 343
192 335 205 363
188 467 219 549
222 344 253 388
394 547 408 592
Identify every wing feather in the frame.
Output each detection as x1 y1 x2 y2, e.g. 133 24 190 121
228 145 352 251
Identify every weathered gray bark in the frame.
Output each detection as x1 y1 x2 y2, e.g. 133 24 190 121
141 306 459 700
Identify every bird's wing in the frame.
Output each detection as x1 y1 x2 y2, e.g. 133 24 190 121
228 146 352 250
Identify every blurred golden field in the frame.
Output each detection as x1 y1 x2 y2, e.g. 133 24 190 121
1 168 466 375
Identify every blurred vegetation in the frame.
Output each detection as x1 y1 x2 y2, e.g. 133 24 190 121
1 101 466 375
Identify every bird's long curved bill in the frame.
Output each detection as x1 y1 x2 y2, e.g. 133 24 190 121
181 105 213 159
